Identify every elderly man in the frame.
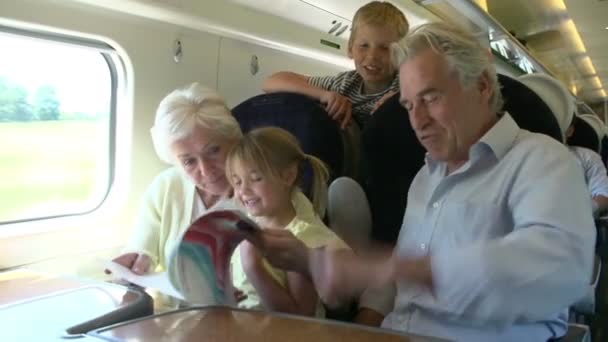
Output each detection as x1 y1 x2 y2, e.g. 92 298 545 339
251 22 595 342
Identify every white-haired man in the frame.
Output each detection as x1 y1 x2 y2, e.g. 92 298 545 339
252 22 595 342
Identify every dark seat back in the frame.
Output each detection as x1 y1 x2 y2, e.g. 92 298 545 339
360 94 425 244
498 74 563 142
568 118 600 153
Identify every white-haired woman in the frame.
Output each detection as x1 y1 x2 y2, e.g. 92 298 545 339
111 83 242 275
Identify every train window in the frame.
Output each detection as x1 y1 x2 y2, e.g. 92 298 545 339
0 27 118 225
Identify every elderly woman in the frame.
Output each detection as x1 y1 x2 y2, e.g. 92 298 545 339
112 83 242 274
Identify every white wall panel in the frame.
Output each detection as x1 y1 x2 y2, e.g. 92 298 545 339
217 37 350 108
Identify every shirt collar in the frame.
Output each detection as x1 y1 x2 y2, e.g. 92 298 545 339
478 112 519 161
425 112 520 172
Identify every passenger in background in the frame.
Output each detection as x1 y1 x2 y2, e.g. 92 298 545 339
251 22 596 341
567 116 608 216
262 1 408 129
109 83 241 276
226 127 348 316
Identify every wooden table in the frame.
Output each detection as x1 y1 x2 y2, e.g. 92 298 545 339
0 269 150 341
0 269 86 305
90 306 448 342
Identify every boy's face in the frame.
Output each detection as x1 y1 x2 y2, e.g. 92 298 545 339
349 23 400 93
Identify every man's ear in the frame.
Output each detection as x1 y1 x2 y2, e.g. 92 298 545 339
478 70 492 104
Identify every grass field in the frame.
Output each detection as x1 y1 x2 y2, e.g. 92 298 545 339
0 120 109 222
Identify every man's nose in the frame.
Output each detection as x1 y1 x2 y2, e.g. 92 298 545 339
409 104 430 131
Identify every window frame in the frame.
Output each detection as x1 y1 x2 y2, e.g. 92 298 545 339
0 24 120 225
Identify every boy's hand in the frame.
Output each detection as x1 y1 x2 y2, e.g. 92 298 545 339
320 91 352 129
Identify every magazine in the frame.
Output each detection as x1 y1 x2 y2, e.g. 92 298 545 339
106 210 260 306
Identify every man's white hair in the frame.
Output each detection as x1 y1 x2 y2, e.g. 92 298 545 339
150 83 242 164
391 22 504 113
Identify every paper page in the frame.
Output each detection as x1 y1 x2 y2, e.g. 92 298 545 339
105 261 184 300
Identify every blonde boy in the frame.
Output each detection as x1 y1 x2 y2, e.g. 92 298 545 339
263 1 409 129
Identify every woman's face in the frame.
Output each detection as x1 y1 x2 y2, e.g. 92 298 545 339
170 125 233 196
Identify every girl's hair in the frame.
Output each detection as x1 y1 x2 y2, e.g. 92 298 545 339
226 127 329 216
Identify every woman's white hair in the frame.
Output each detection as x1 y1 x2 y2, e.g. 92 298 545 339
150 83 242 164
391 22 504 113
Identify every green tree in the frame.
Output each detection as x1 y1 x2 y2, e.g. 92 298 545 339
33 84 60 121
0 78 34 122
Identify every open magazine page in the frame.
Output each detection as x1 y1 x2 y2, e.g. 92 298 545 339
107 210 260 306
104 261 183 299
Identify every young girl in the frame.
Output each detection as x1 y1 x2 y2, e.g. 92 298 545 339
226 126 348 317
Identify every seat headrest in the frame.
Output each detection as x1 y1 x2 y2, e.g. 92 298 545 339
568 115 600 153
497 74 562 142
579 114 605 141
231 92 344 196
517 73 575 140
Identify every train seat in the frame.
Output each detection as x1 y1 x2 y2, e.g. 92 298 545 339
567 115 601 153
499 74 563 141
326 176 372 250
579 114 605 153
360 92 424 244
517 73 575 142
231 92 359 201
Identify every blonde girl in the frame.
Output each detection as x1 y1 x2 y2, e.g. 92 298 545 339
226 126 348 316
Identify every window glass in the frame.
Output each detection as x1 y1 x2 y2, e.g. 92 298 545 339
0 31 114 224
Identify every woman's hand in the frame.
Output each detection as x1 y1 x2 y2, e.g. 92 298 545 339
106 253 151 275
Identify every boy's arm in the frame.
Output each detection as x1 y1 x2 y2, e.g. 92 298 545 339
241 241 317 315
262 71 326 99
263 71 352 128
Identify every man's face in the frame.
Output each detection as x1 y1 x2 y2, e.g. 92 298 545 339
399 48 492 167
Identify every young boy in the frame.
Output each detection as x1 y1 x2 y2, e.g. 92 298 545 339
262 1 409 129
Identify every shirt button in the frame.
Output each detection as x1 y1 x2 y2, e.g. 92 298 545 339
420 243 426 250
432 201 439 209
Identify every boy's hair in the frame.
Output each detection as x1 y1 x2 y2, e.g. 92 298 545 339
348 1 409 51
226 127 330 216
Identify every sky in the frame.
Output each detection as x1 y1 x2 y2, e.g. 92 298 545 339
0 32 111 114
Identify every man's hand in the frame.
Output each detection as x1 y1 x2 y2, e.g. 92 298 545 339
307 248 394 308
246 229 311 274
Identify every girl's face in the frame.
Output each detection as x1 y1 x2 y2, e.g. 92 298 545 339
230 161 293 219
